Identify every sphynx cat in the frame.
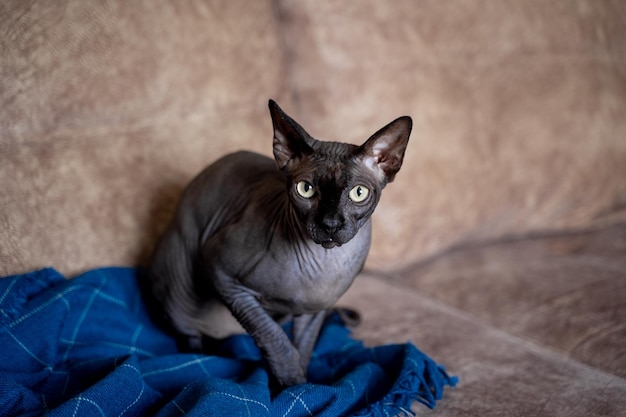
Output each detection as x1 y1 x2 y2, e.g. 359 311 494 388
147 100 412 386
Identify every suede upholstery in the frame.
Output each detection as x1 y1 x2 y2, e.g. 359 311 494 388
2 1 625 415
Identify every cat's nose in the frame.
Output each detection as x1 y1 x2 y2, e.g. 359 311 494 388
322 214 344 233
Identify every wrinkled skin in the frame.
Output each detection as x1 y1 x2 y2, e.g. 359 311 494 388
148 100 411 386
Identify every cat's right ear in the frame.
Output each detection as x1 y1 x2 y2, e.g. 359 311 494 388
269 100 313 171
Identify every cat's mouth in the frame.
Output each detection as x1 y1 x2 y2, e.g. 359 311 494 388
308 224 352 249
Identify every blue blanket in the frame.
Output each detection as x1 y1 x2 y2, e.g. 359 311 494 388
0 267 456 416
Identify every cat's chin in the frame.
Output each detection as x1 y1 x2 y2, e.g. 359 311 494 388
320 240 341 249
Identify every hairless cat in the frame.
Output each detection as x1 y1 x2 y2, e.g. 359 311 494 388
147 100 412 386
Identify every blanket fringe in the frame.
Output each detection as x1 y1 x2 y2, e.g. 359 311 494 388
364 344 458 416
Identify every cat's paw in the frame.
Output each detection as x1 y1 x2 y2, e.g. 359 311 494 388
270 349 307 386
333 307 361 327
275 365 307 387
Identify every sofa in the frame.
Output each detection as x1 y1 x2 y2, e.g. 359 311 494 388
2 1 625 415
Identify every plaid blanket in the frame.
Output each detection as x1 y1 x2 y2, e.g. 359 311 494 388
0 267 456 416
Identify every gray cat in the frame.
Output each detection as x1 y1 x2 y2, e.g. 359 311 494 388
147 100 412 386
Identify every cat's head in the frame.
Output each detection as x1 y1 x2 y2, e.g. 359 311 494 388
269 100 412 249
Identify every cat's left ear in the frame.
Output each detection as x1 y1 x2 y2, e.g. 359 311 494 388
269 99 314 171
359 116 412 184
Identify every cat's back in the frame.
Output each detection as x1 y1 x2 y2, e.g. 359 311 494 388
181 150 278 211
191 150 277 190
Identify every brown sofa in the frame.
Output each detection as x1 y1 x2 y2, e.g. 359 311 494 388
2 1 625 415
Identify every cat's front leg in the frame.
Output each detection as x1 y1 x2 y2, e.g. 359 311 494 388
293 311 326 372
212 268 306 386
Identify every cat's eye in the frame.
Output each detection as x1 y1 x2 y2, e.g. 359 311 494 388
296 181 315 198
349 185 370 203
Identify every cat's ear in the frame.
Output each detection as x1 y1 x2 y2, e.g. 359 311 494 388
359 116 412 184
269 100 314 171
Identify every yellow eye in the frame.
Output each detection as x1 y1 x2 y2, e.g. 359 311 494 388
296 181 315 198
349 185 370 202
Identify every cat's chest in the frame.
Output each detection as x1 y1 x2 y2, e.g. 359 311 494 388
233 221 371 314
